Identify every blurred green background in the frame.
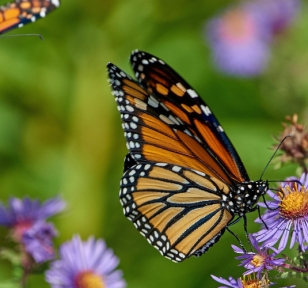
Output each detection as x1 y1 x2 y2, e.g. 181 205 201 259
0 0 307 287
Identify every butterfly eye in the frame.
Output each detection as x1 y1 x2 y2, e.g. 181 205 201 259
258 184 268 194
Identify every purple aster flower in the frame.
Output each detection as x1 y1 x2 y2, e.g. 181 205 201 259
211 275 295 288
232 234 285 277
206 4 271 77
45 235 126 288
254 173 308 252
0 196 65 241
23 221 57 263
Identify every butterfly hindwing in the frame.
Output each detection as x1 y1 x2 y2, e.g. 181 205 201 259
120 162 233 262
129 50 249 185
0 0 60 35
107 63 235 186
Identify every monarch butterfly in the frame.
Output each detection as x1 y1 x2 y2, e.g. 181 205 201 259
107 50 269 263
0 0 60 35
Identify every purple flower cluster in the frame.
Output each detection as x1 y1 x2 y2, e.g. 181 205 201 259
206 0 300 76
0 197 65 263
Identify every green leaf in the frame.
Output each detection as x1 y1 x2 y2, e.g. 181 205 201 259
0 248 22 266
0 280 20 288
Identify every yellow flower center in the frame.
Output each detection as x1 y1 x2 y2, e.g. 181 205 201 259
279 185 308 219
250 254 265 267
75 271 105 288
242 275 270 288
220 9 256 42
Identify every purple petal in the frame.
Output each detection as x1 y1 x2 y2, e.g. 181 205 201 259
39 197 66 219
290 221 298 249
278 221 292 251
255 218 286 243
258 200 279 209
301 219 308 243
299 173 306 187
211 275 233 286
266 190 280 201
0 203 13 226
249 234 260 252
232 245 245 254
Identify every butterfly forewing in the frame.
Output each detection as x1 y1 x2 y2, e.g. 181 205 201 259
120 161 233 262
108 63 234 186
0 0 60 35
129 50 249 185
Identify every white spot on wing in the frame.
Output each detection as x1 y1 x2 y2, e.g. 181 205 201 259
130 123 137 129
218 126 224 132
201 105 211 116
148 96 159 108
156 163 168 167
187 89 198 98
172 166 181 172
193 170 206 176
51 0 60 7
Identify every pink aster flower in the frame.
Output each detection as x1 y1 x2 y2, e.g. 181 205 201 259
254 173 308 252
232 234 285 277
45 235 126 288
205 0 300 77
206 5 270 77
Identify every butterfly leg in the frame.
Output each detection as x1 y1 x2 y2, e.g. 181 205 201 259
243 215 253 252
226 227 247 253
252 204 269 230
262 195 279 211
226 218 247 252
227 216 242 227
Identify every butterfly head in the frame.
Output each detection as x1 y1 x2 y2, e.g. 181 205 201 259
222 180 269 216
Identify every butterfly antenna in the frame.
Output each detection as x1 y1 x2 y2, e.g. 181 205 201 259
0 34 43 40
268 179 302 185
260 135 291 180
